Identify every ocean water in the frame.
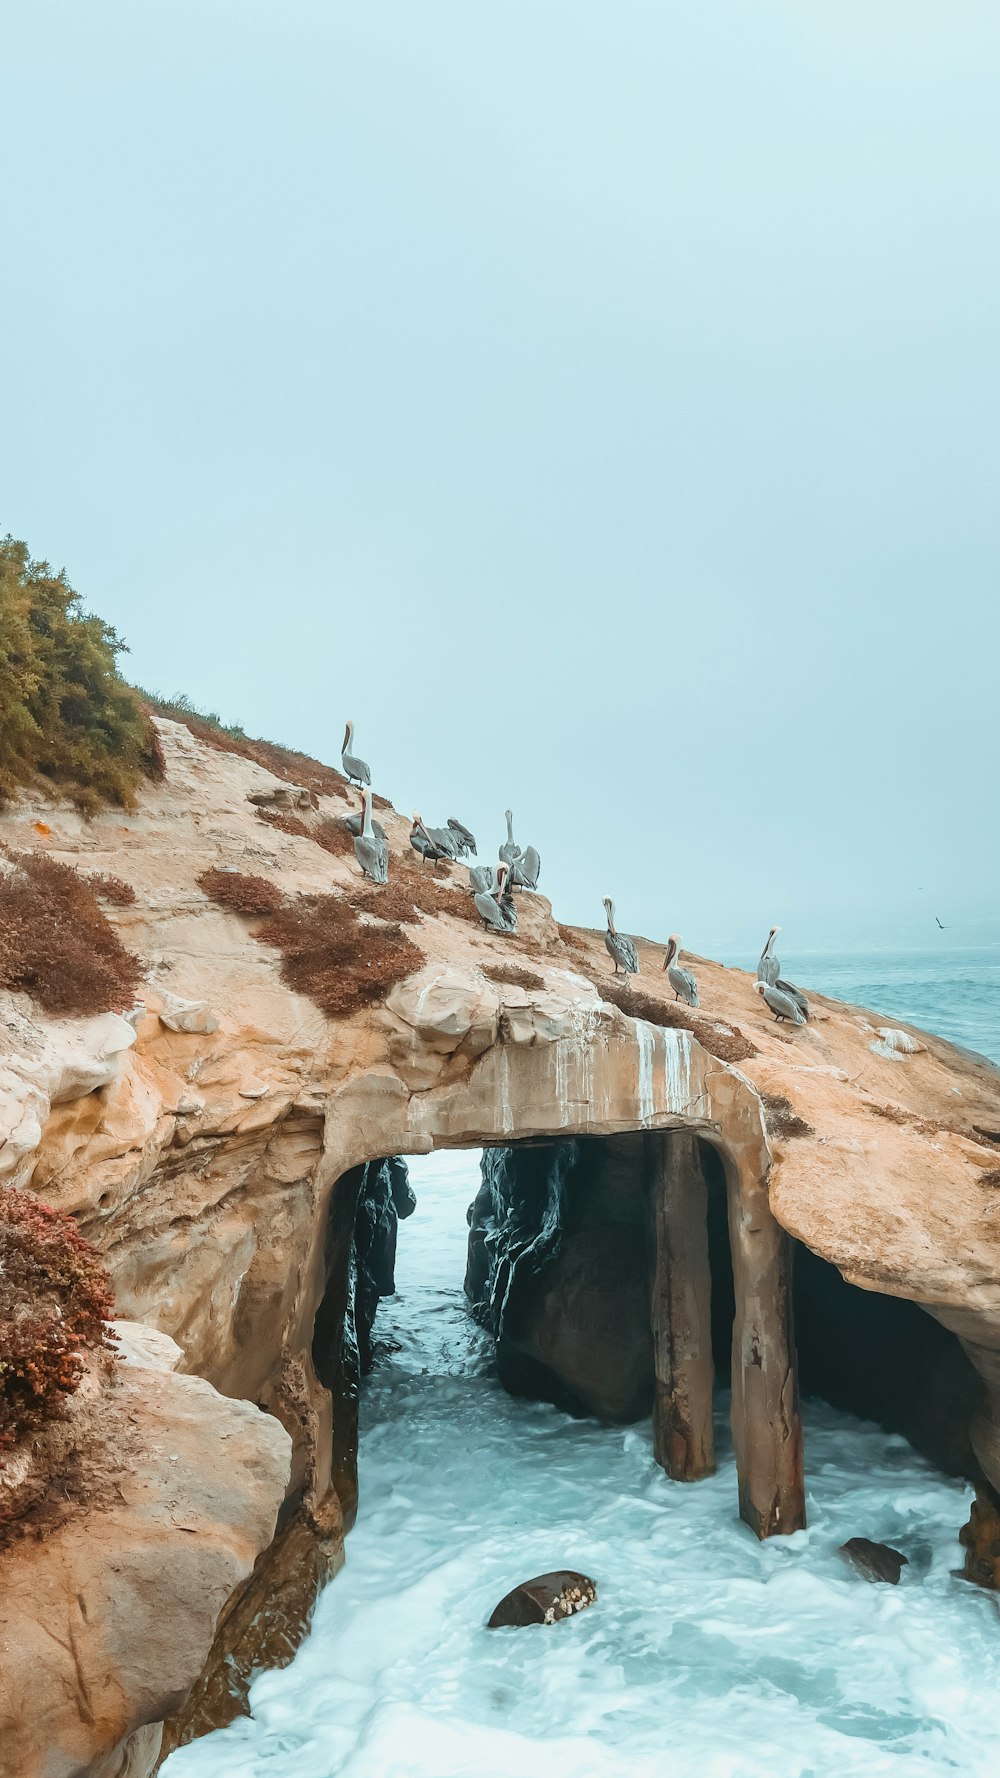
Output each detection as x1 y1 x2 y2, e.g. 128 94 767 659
164 957 1000 1778
776 949 1000 1067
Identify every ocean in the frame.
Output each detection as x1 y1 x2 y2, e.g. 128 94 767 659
163 952 1000 1778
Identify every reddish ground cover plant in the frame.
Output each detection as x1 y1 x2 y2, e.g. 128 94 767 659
313 816 357 858
599 976 759 1064
482 963 546 991
0 850 142 1015
85 873 136 906
255 807 311 839
256 893 423 1018
196 867 284 916
0 1191 116 1454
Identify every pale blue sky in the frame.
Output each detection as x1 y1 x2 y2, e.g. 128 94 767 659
3 2 998 954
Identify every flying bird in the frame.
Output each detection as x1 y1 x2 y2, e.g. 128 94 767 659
663 934 699 1006
341 720 370 787
603 897 639 978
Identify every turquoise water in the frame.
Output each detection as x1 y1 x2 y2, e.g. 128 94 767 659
725 947 1000 1067
163 952 1000 1778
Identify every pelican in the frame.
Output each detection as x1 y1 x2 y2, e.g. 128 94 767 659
475 862 517 933
756 925 809 1018
499 809 523 867
509 844 541 890
447 818 477 857
603 897 639 977
468 863 496 895
343 801 387 841
424 821 462 859
341 720 370 787
410 813 450 863
757 926 781 986
663 934 699 1006
354 788 388 883
753 979 806 1026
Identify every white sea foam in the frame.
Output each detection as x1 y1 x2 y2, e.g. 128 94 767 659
164 1149 1000 1778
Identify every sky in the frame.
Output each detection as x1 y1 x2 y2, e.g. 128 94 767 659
2 2 998 956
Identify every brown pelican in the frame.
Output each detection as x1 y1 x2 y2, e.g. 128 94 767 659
499 809 522 868
509 844 541 890
424 821 462 859
343 801 387 841
447 818 477 857
603 897 639 977
410 814 449 863
757 926 781 986
468 863 496 895
354 788 388 883
753 980 806 1026
663 934 699 1006
756 925 808 1017
475 862 517 933
341 720 371 787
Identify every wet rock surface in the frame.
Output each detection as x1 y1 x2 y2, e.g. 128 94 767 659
487 1570 597 1628
839 1537 909 1583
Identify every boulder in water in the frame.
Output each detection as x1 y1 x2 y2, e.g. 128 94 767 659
840 1537 909 1583
487 1570 597 1628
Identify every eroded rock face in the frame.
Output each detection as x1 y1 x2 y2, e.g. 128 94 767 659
2 714 1000 1767
0 1323 290 1778
469 1138 655 1423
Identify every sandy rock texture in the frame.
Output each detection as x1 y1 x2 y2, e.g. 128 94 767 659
0 1322 289 1778
2 714 1000 1767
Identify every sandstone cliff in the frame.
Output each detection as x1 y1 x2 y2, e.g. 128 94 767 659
2 714 999 1773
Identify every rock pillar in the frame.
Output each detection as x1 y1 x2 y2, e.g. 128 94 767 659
647 1132 715 1481
725 1149 805 1538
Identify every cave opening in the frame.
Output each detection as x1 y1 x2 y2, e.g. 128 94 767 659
312 1126 978 1547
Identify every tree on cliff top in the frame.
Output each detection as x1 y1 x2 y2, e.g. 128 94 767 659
0 535 160 814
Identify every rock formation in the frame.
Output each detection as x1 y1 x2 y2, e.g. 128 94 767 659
2 712 1000 1773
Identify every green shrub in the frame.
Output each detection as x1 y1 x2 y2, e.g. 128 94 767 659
0 536 157 814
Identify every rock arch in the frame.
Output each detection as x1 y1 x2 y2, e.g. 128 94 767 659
314 966 805 1540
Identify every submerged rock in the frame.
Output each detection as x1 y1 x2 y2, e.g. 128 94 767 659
487 1570 597 1628
839 1537 909 1583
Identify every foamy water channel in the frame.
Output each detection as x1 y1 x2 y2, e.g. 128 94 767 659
165 1149 1000 1778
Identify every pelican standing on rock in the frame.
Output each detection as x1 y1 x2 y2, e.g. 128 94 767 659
603 898 639 978
354 788 388 883
343 801 386 841
509 844 541 890
663 934 699 1006
475 862 517 933
341 720 370 787
754 979 807 1026
410 814 449 863
499 809 521 868
756 925 809 1019
447 818 477 857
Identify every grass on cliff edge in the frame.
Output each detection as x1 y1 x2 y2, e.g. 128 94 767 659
0 535 163 815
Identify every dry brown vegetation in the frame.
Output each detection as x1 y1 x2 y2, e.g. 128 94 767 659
0 850 142 1015
255 807 311 839
482 963 546 991
598 976 759 1064
0 1193 116 1460
140 693 350 802
760 1093 814 1140
558 923 590 953
255 893 423 1018
197 868 285 916
313 817 357 859
85 873 136 906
